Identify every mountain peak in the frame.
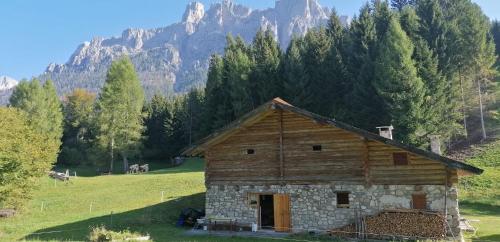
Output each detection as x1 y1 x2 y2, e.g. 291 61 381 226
35 0 347 99
0 76 18 91
183 2 205 34
275 0 328 19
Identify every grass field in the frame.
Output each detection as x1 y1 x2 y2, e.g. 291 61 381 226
0 159 287 242
0 147 499 241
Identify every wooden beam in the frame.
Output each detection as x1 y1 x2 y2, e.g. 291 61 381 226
279 109 284 180
362 138 371 187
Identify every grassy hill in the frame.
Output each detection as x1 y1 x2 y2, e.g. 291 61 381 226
459 140 500 241
0 151 499 241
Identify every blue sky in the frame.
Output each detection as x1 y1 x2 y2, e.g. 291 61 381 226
1 0 498 80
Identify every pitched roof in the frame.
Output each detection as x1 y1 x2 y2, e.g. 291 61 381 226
182 98 483 175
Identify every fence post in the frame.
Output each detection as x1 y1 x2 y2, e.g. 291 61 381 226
110 211 114 228
89 202 93 213
40 202 44 212
161 191 164 202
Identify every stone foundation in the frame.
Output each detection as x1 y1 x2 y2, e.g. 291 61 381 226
205 184 461 236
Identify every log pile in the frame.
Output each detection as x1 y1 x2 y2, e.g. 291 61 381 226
329 209 446 240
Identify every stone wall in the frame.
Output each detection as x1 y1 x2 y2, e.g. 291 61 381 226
205 184 461 236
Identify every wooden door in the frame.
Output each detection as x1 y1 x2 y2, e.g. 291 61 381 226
273 194 291 232
412 194 427 209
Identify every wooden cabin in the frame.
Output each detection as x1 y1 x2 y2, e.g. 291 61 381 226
183 98 482 236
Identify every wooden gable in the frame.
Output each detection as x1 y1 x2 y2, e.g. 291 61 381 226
184 98 481 186
204 109 456 185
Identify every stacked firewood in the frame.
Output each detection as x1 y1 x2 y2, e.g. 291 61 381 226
330 209 446 240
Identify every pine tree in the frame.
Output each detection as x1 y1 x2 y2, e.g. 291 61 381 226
282 37 310 107
167 96 188 157
301 27 333 116
417 0 497 139
203 54 227 135
95 57 145 172
373 17 425 144
415 0 449 72
416 0 468 139
491 20 500 64
373 0 394 41
184 88 205 146
400 7 453 145
390 0 416 11
143 94 172 160
250 29 282 104
325 9 350 119
223 35 254 118
347 4 382 130
60 88 97 165
166 90 205 157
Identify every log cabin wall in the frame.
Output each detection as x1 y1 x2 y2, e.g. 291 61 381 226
281 111 365 184
205 109 453 185
205 110 281 184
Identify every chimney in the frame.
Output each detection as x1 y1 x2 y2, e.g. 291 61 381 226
376 126 394 140
429 135 442 155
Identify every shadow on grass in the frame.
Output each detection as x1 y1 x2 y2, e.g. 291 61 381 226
460 200 500 216
474 234 500 241
25 192 205 242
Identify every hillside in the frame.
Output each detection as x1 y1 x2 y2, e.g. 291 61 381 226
451 87 500 240
459 140 500 241
35 0 348 99
0 159 286 242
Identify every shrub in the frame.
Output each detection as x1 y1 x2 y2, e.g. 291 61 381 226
0 108 59 209
89 226 152 242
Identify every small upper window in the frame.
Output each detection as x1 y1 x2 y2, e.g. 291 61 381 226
313 145 322 151
246 149 255 155
393 152 408 166
336 192 350 208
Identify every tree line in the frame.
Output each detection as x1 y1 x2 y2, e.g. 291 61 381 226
203 0 498 147
2 0 498 209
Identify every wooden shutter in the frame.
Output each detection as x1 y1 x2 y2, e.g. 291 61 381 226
412 194 426 209
273 194 291 232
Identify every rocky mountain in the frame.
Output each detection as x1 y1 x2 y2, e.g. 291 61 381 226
0 76 18 91
0 76 18 104
39 0 348 98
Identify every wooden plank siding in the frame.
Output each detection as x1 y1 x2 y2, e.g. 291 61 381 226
205 109 451 185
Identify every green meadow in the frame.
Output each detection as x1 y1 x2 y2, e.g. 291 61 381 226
0 149 499 242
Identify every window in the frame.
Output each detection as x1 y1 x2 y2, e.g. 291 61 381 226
313 145 322 151
246 149 255 155
393 152 409 166
336 192 350 208
412 194 426 209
